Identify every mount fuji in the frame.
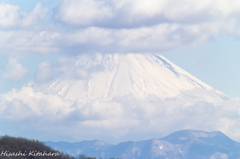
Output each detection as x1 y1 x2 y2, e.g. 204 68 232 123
3 53 230 144
32 53 227 102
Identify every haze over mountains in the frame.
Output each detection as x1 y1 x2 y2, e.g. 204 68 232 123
45 129 240 159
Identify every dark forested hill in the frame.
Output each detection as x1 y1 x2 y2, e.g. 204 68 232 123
0 135 112 159
0 135 75 159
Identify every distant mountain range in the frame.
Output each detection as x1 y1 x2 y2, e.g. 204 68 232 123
45 130 240 159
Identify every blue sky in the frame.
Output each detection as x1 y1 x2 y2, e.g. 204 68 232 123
164 35 240 97
1 0 240 143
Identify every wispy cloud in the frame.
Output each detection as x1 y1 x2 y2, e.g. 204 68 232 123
0 2 48 28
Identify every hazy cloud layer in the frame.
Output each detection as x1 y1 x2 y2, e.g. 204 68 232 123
0 0 240 54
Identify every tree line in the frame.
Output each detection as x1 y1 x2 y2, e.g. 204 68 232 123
0 135 120 159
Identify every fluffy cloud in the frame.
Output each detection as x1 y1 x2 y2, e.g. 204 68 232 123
0 3 20 28
0 86 73 120
1 84 240 143
1 59 28 81
54 0 240 28
18 22 219 54
0 0 240 55
0 21 234 54
0 3 57 55
54 0 113 26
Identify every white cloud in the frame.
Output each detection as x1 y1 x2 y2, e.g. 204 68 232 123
0 3 20 28
21 3 48 27
0 1 240 55
1 59 28 81
0 3 57 55
54 0 113 26
57 22 220 53
0 30 60 54
0 2 48 28
54 0 240 27
0 21 226 54
0 86 73 120
1 84 240 143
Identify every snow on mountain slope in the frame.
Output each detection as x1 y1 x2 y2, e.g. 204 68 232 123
33 53 227 102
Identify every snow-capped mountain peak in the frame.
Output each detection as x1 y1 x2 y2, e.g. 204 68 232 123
37 53 227 102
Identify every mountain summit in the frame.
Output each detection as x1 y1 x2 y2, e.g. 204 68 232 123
37 53 227 102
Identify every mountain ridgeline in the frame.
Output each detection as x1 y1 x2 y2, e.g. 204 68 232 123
45 130 240 159
1 130 239 159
